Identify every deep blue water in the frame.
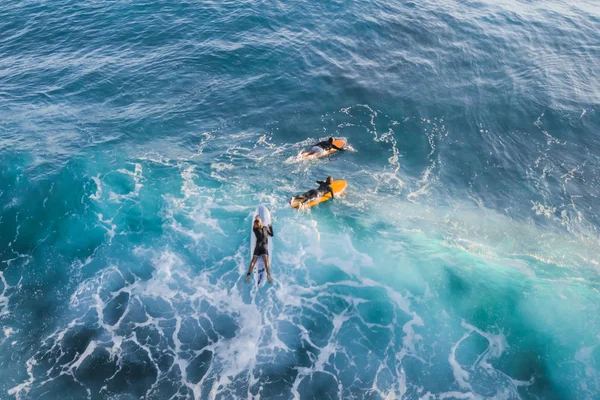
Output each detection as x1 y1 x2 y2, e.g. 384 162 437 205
1 0 599 399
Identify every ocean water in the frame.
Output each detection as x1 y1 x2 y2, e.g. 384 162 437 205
1 0 599 399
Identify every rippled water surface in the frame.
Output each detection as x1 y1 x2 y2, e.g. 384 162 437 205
1 0 599 399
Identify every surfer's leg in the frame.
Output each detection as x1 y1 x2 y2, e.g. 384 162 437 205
307 146 324 156
306 146 319 156
299 190 316 204
263 255 272 283
290 194 305 204
245 256 258 282
301 189 320 205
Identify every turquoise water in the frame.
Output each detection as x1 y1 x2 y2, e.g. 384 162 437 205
1 0 599 399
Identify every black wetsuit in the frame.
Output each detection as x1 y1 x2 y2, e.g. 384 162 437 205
297 181 335 203
315 140 344 151
253 225 273 257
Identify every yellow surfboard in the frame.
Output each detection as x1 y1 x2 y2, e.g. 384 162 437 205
289 180 347 209
300 139 346 160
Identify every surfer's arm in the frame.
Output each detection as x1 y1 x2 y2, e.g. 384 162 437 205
316 180 325 185
328 186 335 199
267 225 273 237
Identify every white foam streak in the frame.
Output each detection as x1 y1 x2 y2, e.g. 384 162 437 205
449 331 473 390
89 175 102 200
0 271 12 318
8 358 37 398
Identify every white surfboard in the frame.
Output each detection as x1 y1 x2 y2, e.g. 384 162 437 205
250 205 273 286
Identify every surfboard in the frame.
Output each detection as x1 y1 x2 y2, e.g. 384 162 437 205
299 139 346 160
250 205 273 285
289 180 347 209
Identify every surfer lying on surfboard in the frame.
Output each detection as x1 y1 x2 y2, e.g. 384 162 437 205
289 176 336 207
304 137 346 157
246 216 273 283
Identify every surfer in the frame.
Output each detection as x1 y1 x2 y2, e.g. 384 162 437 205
305 137 345 157
246 216 273 283
289 176 336 206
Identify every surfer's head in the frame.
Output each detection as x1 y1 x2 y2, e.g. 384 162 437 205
328 137 334 144
253 216 263 229
326 176 334 184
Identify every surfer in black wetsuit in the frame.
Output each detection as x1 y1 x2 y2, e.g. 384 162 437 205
245 216 273 283
305 137 345 157
289 176 336 206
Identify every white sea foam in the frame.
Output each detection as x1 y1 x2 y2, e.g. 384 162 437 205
89 175 102 200
96 213 116 243
8 119 599 399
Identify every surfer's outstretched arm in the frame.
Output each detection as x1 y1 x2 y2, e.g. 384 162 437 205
328 186 335 199
267 225 273 236
245 256 258 282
